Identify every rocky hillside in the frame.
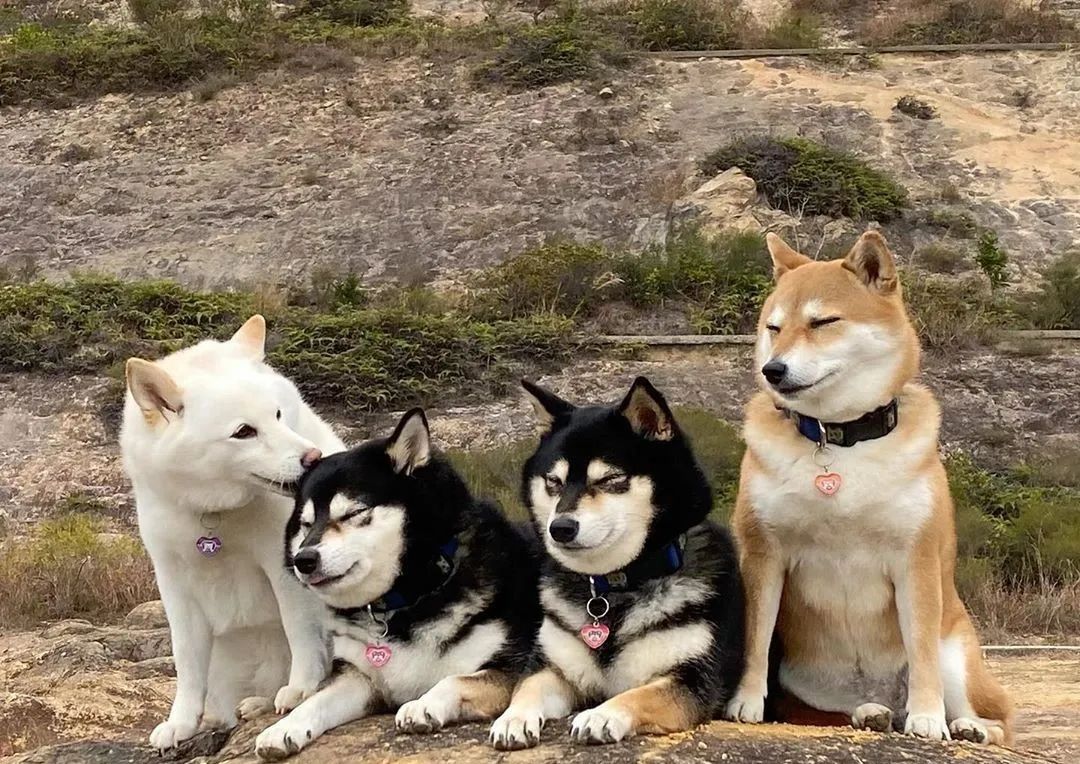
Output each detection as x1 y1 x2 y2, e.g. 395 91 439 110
2 48 1078 288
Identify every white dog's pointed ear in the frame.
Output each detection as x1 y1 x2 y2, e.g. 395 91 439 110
766 233 812 281
230 315 266 361
521 379 575 436
126 358 183 420
386 408 431 475
844 230 898 294
618 377 675 441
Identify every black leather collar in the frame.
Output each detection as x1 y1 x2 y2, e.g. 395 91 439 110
785 399 899 448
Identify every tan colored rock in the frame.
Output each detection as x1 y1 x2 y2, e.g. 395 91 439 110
124 601 167 631
671 168 797 235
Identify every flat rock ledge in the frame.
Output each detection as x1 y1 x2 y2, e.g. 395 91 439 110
11 717 1063 764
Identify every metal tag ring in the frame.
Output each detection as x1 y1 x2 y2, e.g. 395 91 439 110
367 606 390 639
586 595 610 620
813 445 834 469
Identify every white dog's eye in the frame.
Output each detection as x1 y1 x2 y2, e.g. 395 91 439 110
544 474 564 495
766 324 781 333
276 409 282 420
232 424 257 439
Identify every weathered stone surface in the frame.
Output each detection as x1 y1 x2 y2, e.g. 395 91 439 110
17 716 1059 764
2 53 1078 287
124 601 168 631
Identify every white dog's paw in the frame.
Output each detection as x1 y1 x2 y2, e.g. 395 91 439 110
852 702 894 733
726 690 765 724
905 712 951 741
570 705 634 745
255 716 315 761
489 708 544 750
237 696 275 721
949 717 990 744
396 695 452 734
149 718 199 751
274 685 314 715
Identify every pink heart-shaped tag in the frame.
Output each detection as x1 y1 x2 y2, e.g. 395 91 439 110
579 623 610 650
815 472 842 496
365 644 392 668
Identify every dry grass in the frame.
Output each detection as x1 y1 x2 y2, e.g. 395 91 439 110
962 568 1080 642
0 513 157 628
862 0 1080 46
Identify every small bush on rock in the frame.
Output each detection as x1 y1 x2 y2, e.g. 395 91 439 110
700 136 908 221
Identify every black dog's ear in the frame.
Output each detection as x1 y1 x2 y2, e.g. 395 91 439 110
521 379 575 436
618 377 675 441
386 408 431 475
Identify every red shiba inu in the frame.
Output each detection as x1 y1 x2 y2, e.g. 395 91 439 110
725 231 1013 745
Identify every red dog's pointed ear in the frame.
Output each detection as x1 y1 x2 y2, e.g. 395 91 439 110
766 233 812 281
843 231 898 294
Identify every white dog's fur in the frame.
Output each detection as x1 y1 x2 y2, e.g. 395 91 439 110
121 316 345 751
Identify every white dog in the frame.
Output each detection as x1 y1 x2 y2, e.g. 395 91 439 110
121 315 345 751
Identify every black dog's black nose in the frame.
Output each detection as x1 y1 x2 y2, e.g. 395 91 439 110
761 360 788 385
294 547 320 575
548 517 579 544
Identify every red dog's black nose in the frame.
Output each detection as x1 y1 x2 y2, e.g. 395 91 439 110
762 360 788 385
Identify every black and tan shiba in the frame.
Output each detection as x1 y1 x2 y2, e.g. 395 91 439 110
255 409 541 760
489 378 745 749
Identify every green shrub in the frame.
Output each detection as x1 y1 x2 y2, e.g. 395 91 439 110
700 136 908 221
594 0 751 51
476 241 617 319
902 270 1007 348
0 16 275 105
916 243 969 274
948 453 1080 587
754 10 823 48
617 228 771 332
128 0 189 25
975 230 1008 289
913 207 978 238
287 0 409 27
1014 251 1080 330
865 0 1080 45
0 513 157 626
0 277 576 412
473 21 612 90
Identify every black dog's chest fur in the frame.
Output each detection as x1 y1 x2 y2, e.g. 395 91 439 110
538 522 746 711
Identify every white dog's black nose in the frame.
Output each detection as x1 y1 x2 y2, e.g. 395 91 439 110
549 517 579 544
294 548 320 575
761 360 788 385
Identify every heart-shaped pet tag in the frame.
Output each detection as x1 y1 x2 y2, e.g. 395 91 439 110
579 623 610 650
365 643 392 668
814 472 842 496
195 536 222 556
